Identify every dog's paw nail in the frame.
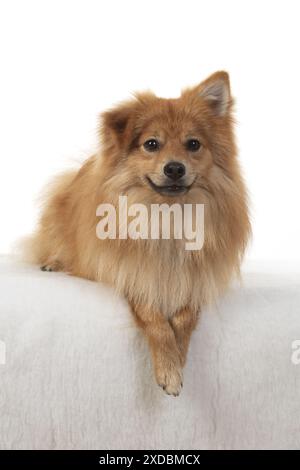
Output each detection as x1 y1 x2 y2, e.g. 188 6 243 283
41 265 53 272
156 364 183 396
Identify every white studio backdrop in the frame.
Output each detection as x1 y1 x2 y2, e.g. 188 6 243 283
0 0 299 260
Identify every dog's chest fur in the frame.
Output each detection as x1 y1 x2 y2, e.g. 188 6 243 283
96 238 216 317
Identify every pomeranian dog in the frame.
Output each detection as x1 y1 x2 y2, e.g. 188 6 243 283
25 71 250 396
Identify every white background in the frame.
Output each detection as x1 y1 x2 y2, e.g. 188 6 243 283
0 0 299 260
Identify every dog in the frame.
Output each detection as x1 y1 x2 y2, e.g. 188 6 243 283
24 71 250 396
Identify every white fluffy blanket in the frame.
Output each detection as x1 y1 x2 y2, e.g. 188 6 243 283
0 256 300 449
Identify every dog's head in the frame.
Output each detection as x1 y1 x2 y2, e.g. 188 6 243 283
100 71 237 203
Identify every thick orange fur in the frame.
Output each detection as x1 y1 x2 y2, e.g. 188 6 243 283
25 72 251 395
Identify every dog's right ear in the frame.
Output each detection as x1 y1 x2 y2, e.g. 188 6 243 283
100 100 140 151
100 92 155 152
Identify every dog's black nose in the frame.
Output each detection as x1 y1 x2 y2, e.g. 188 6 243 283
163 161 186 180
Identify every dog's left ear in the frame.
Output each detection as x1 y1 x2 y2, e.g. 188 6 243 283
192 71 232 117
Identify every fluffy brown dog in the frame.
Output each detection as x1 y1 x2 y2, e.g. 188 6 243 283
26 71 250 396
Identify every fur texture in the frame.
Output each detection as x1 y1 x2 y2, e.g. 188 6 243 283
25 71 251 395
3 257 300 449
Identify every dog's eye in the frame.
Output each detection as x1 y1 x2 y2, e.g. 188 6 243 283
143 139 160 152
186 139 201 152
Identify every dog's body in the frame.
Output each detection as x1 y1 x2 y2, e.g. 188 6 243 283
26 72 250 395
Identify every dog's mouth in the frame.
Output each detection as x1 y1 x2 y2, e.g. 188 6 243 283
146 176 193 196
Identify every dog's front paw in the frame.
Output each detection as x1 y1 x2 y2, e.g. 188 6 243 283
40 260 63 272
41 264 53 272
155 361 183 397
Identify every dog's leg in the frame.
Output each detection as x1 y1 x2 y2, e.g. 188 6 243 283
131 303 183 396
169 307 199 367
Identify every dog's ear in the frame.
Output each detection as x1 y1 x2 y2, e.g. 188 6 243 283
100 92 156 152
199 71 231 116
187 71 232 117
100 100 138 150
